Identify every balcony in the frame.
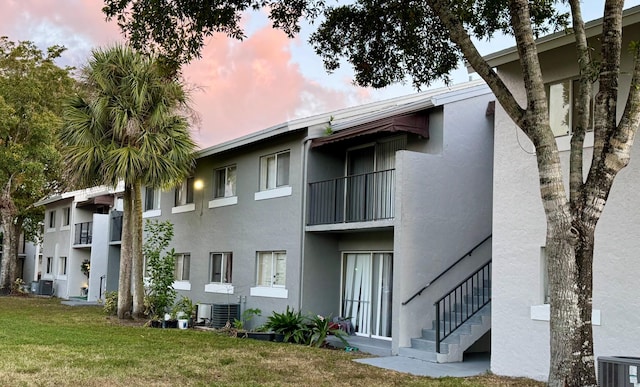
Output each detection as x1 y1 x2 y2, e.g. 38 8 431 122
308 169 395 226
74 222 93 245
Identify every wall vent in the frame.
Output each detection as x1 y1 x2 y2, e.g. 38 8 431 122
211 303 240 328
598 356 640 387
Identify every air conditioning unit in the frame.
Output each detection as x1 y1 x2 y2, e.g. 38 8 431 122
196 303 212 324
598 356 640 387
211 303 240 329
38 280 54 296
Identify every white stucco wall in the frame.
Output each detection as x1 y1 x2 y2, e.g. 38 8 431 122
393 92 494 352
491 24 640 380
87 214 110 302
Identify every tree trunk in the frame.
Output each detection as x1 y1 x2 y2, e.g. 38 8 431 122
131 181 145 318
0 189 18 294
117 186 133 318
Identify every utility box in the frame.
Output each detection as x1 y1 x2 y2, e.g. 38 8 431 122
211 303 240 329
31 281 39 294
598 356 640 387
38 280 53 296
196 303 212 324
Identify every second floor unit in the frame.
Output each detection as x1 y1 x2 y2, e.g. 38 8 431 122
142 80 494 236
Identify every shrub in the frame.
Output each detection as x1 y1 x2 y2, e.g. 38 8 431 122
103 291 118 316
233 308 261 331
173 296 196 320
264 306 309 344
143 220 176 320
308 314 349 348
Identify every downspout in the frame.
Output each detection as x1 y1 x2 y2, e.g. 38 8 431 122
298 135 313 312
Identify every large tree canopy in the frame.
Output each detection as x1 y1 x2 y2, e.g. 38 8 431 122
103 1 640 386
0 38 75 292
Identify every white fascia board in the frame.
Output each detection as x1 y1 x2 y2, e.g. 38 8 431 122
196 81 489 159
329 82 490 132
196 123 294 159
35 182 125 208
476 5 640 71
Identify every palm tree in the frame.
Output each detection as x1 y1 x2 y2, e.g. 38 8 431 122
60 45 196 318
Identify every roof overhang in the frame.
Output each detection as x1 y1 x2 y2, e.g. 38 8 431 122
311 112 428 148
76 194 114 209
469 5 640 71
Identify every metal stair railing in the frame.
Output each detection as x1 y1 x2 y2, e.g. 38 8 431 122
435 260 491 353
402 235 491 306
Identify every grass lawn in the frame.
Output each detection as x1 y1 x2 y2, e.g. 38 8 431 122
0 297 543 386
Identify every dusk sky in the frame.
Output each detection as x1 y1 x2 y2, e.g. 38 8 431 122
3 1 638 149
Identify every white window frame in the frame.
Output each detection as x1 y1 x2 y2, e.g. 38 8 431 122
254 251 286 288
172 178 195 213
209 252 232 284
259 150 290 191
531 246 601 325
214 165 237 199
174 253 190 281
144 187 161 217
205 252 234 294
174 178 194 207
47 210 56 231
45 257 53 276
62 207 71 228
58 256 67 277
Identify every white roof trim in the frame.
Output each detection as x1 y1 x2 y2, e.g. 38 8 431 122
473 5 640 71
197 80 489 158
34 182 124 207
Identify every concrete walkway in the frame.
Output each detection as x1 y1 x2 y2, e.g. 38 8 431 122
328 335 490 378
355 352 490 378
61 299 100 307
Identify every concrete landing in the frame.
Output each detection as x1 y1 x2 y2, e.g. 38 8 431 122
355 352 490 378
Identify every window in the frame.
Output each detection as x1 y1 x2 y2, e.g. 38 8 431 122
259 151 290 191
144 187 161 211
62 207 70 227
548 79 594 137
175 253 190 281
174 178 194 206
214 166 237 198
48 210 56 229
58 257 67 276
45 257 53 274
209 252 233 283
256 251 286 287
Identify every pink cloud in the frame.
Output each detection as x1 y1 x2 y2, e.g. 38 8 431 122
185 26 354 147
1 1 380 148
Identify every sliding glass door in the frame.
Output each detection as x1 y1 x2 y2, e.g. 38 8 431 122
342 252 393 339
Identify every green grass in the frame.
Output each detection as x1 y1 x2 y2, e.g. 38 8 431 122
0 297 543 386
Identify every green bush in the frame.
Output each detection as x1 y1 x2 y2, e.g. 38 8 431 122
143 220 176 320
172 296 196 320
308 314 349 348
264 306 309 344
233 308 261 330
103 291 118 316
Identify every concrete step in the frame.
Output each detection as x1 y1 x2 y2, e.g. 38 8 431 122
398 346 438 362
407 303 491 363
410 337 449 353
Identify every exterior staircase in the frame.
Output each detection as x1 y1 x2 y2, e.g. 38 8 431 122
399 261 492 363
398 303 491 363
